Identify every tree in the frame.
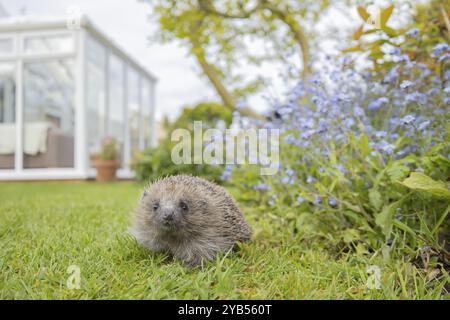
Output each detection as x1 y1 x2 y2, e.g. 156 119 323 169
144 0 329 118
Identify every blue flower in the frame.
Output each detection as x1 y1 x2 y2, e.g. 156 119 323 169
418 120 431 131
376 140 395 155
328 197 337 207
390 46 402 55
317 119 328 133
306 175 316 184
344 117 355 128
335 164 346 173
313 195 322 206
432 43 450 57
236 101 247 109
368 97 389 110
281 175 295 185
439 53 450 63
284 134 296 144
427 88 440 97
400 80 414 90
220 165 234 181
405 92 427 104
297 196 305 204
354 106 364 117
301 130 314 139
285 168 295 176
383 65 399 83
253 183 271 191
406 28 419 37
445 70 450 81
444 86 450 94
394 54 410 63
401 114 415 125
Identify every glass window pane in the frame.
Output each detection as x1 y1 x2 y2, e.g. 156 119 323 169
23 59 75 168
141 78 152 147
86 35 106 166
0 38 13 56
0 62 16 169
108 53 125 166
128 68 140 159
24 34 73 54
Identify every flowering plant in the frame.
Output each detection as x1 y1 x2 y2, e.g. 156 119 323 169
96 136 120 162
226 38 450 257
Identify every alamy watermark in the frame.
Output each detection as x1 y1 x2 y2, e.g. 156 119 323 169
366 265 381 290
66 6 82 30
66 264 81 290
171 121 280 175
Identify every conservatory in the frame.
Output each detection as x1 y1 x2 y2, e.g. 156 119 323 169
0 16 157 180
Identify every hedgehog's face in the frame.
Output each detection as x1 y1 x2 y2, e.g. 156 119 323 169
140 188 207 233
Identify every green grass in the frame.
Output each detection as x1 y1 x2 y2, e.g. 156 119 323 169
0 182 448 299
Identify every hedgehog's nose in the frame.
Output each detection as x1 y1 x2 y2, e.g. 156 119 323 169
163 212 174 222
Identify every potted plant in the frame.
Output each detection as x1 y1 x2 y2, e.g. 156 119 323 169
93 136 120 182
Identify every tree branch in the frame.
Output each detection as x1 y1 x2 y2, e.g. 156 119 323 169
265 5 311 77
197 0 264 19
440 4 450 41
197 0 311 77
189 19 264 120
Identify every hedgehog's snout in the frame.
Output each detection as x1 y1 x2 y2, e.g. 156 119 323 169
162 210 174 223
156 203 184 231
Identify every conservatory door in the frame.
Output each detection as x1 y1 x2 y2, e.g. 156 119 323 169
23 59 75 168
0 62 16 169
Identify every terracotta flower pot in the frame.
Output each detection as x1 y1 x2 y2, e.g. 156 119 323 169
94 159 119 182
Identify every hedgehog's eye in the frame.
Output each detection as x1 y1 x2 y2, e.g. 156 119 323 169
179 200 188 212
153 202 159 211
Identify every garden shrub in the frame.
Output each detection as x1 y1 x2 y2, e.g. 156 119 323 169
131 140 224 183
131 102 231 182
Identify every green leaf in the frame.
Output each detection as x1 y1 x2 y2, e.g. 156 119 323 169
386 164 410 182
400 172 450 199
353 25 364 40
380 5 394 27
375 204 394 238
359 133 370 157
342 229 360 244
369 188 383 211
393 219 416 237
375 199 403 238
357 6 370 22
342 44 363 53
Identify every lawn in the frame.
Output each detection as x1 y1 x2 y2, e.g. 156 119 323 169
0 182 447 299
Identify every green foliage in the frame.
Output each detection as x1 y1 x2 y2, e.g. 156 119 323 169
95 136 120 161
165 102 233 134
400 172 450 199
131 141 223 183
131 102 229 183
344 1 450 71
230 135 450 258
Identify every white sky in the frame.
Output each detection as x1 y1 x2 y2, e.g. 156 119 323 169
0 0 420 121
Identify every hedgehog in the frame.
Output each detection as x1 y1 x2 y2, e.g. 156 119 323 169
131 175 252 267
